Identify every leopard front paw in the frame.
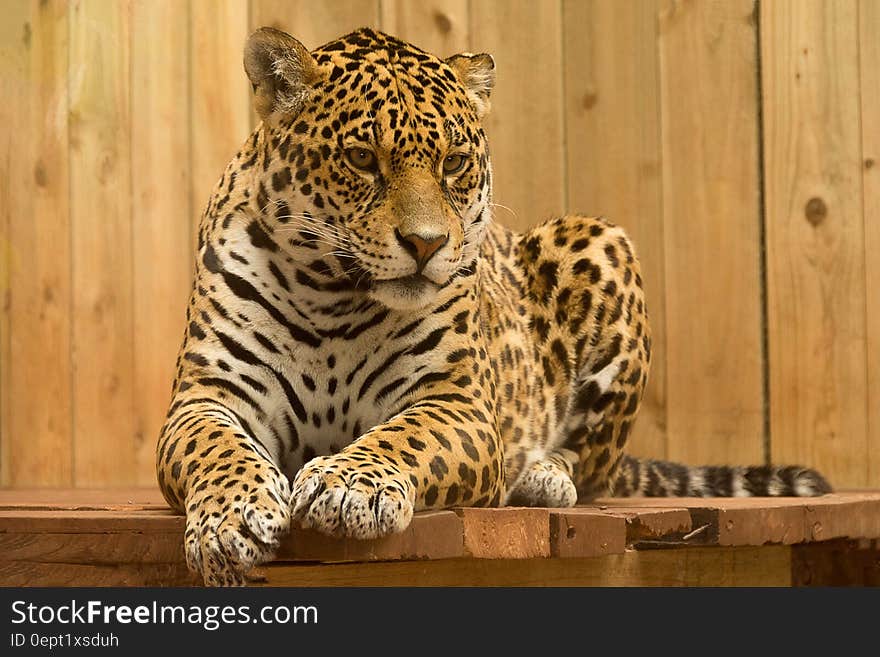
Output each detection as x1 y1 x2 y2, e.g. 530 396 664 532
291 454 415 539
184 466 291 586
507 459 577 508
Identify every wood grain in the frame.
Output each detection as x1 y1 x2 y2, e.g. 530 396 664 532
0 561 199 587
189 0 252 240
457 507 551 558
860 0 880 487
469 0 565 232
0 486 165 510
0 530 184 563
658 0 764 466
615 507 693 543
250 0 382 50
263 548 792 586
131 0 192 486
792 539 880 586
278 510 464 562
380 0 469 56
0 0 72 486
563 0 667 460
761 0 868 487
549 508 626 558
0 547 792 587
0 509 182 533
0 9 8 485
69 0 135 486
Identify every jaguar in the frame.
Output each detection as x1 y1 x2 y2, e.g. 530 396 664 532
156 26 831 585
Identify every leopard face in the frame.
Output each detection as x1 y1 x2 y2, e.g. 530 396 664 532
244 27 495 311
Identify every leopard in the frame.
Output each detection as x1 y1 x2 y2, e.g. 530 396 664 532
156 26 831 586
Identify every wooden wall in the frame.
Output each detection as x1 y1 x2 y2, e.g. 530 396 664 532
1 0 877 489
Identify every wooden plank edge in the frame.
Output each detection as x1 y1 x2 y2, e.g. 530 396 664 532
630 497 880 548
276 510 464 562
550 509 627 558
455 507 552 558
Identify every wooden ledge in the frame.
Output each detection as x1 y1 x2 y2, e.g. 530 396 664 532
1 488 878 586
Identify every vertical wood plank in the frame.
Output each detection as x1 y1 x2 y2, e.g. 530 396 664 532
658 0 764 465
861 0 880 487
130 0 192 485
0 0 72 485
469 0 565 232
189 0 251 237
0 8 7 483
762 0 868 487
859 0 880 488
563 0 667 460
379 0 469 56
69 0 135 485
250 0 381 49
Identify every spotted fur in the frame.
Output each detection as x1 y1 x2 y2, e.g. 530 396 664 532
156 27 831 586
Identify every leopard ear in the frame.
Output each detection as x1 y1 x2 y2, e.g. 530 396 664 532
244 27 320 124
445 52 495 118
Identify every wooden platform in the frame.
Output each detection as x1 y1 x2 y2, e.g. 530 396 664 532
1 489 878 586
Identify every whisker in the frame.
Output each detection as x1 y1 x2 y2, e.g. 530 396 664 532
282 232 349 245
490 202 518 222
273 218 352 242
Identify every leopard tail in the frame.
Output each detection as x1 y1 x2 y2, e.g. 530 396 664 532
609 454 832 497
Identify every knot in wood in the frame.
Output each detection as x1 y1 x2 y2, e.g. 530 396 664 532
34 161 47 187
582 90 599 110
804 197 827 226
433 11 452 34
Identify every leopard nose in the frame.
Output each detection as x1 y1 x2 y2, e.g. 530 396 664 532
395 229 449 271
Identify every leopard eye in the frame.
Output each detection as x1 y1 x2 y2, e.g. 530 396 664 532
345 147 378 172
443 153 466 175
